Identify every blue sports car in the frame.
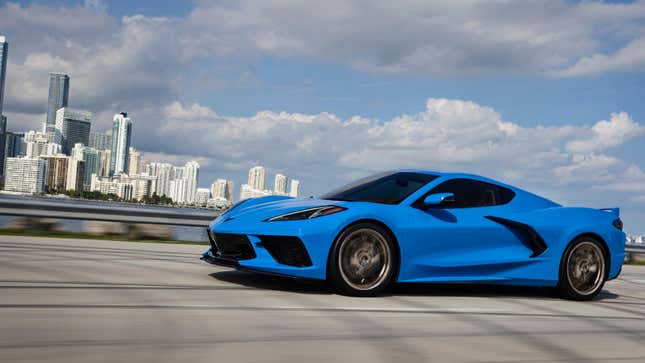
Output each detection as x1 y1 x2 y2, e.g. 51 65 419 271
202 170 625 300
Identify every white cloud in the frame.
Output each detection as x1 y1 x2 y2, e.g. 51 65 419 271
1 3 184 116
185 0 645 77
555 37 645 77
565 112 645 154
135 98 645 209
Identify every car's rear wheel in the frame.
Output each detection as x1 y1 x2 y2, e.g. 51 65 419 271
327 223 395 297
558 237 607 301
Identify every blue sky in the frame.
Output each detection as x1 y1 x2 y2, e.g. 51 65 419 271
2 0 645 232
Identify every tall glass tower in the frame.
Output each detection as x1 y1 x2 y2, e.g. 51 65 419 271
0 36 8 117
110 112 133 176
0 36 8 176
45 73 70 135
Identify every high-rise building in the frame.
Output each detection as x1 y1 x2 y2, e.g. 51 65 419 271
97 148 111 177
0 36 8 118
210 179 235 201
120 173 157 201
90 174 133 200
4 132 25 158
274 173 287 195
240 183 272 200
248 166 265 190
89 130 112 150
127 147 140 175
195 188 210 206
24 130 48 143
65 158 84 192
184 160 200 203
25 130 61 158
0 115 6 176
55 107 91 154
168 178 187 204
146 162 173 196
110 112 132 176
40 154 69 192
45 73 70 136
3 157 46 194
210 178 228 200
0 37 7 176
289 179 300 197
226 180 234 201
71 143 99 190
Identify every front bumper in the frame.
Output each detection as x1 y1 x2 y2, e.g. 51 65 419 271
201 229 328 280
200 249 239 268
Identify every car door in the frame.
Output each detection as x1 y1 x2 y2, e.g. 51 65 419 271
405 178 536 280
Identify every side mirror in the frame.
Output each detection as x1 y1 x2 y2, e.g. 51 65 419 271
423 192 455 207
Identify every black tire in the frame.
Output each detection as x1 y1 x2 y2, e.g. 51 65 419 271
327 223 396 297
557 236 608 301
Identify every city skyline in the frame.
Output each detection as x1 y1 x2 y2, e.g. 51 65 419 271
0 62 293 205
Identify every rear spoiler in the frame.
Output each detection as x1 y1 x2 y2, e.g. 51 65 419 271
599 208 620 218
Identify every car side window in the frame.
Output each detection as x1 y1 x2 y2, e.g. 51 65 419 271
427 178 515 208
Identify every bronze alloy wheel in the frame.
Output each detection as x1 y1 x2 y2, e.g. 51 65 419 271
559 237 607 300
566 241 605 296
328 223 396 296
338 228 392 291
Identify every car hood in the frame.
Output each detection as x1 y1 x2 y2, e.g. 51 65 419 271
218 196 348 222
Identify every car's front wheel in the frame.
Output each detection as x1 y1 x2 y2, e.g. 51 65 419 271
558 236 607 301
327 223 396 297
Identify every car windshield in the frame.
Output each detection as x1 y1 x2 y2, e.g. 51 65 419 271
320 172 438 204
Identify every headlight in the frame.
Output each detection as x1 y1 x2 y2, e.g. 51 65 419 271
265 206 346 222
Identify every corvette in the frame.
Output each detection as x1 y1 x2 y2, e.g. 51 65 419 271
202 170 625 300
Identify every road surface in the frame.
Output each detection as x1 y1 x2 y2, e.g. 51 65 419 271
1 236 645 362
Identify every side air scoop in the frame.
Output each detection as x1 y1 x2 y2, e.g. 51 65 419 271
485 216 548 258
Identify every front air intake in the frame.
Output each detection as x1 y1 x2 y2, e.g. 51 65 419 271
209 232 256 260
258 236 313 267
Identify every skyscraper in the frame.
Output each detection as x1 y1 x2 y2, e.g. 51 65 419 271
89 130 112 150
3 157 46 194
127 147 140 175
110 112 132 176
71 143 99 190
40 154 69 192
65 158 84 192
0 37 7 177
289 179 300 197
4 132 25 158
0 116 6 176
55 108 91 154
146 162 173 196
168 178 187 204
0 36 8 118
248 166 265 190
195 188 210 206
97 148 111 177
45 73 70 136
210 178 228 200
274 173 287 195
226 180 234 201
184 160 200 203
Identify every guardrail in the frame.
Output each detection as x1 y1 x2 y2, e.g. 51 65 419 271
0 197 218 227
626 243 645 254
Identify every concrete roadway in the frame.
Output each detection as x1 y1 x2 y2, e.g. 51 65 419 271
1 236 645 362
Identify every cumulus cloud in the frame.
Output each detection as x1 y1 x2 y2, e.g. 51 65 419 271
132 98 645 208
1 2 183 116
565 112 645 154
